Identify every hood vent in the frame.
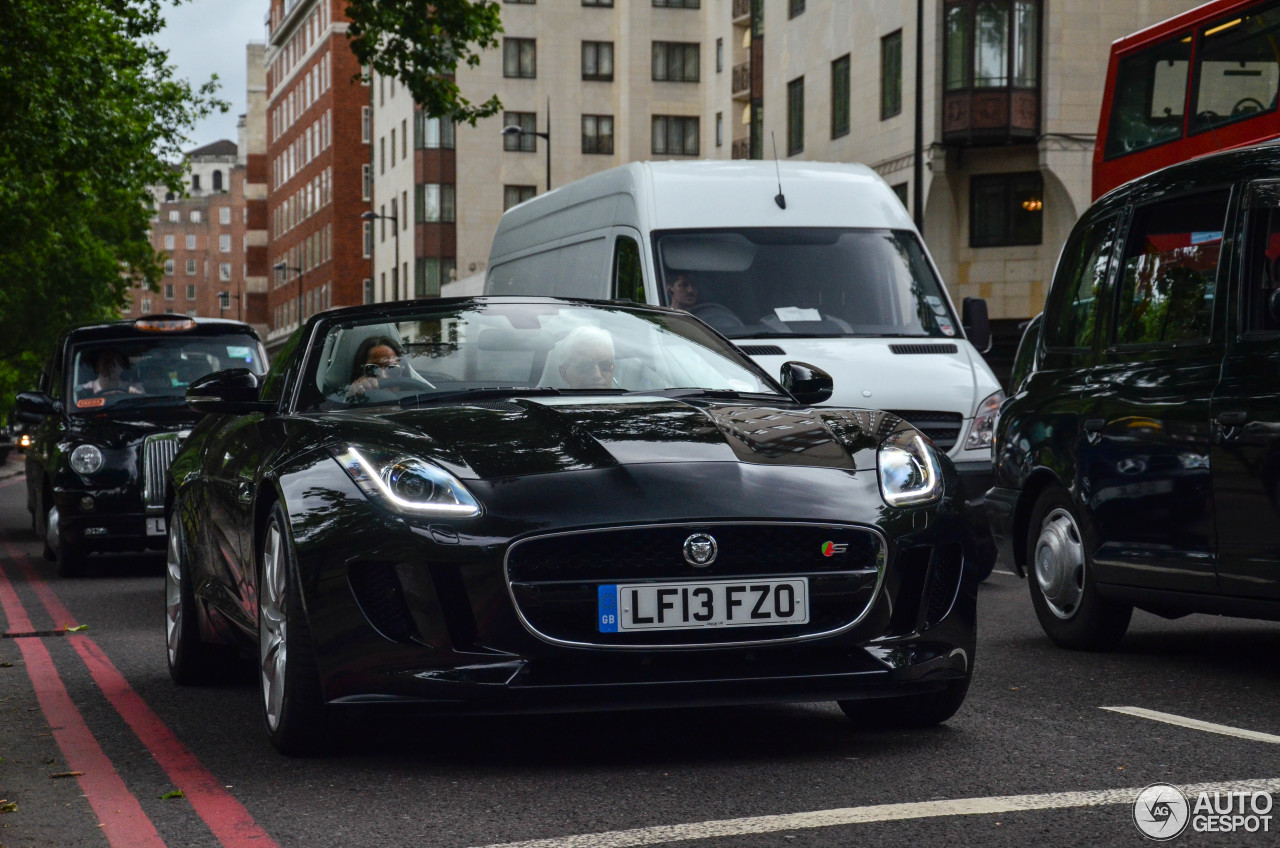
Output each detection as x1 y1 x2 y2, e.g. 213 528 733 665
889 343 959 355
737 344 786 356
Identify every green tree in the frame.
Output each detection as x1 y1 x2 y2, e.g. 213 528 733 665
0 0 225 412
344 0 503 124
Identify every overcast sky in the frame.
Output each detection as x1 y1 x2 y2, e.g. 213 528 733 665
153 0 268 153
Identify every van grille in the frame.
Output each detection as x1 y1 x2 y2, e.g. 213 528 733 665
885 410 963 451
141 433 182 513
889 343 958 355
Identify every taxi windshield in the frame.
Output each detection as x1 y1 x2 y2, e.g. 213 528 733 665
67 335 265 413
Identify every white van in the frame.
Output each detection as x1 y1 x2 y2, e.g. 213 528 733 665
485 160 1003 502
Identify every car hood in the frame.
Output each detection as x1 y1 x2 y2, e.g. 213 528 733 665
319 395 896 481
62 405 200 449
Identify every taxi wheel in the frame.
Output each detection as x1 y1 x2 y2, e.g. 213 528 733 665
838 675 970 728
1026 487 1131 651
46 506 86 577
258 502 328 756
166 514 234 685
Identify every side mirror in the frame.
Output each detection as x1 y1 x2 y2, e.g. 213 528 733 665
962 297 992 354
15 391 60 422
779 361 833 406
186 368 273 415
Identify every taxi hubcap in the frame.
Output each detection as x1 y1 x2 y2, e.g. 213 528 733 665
1034 507 1086 620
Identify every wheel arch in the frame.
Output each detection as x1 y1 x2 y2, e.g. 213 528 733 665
1012 468 1066 576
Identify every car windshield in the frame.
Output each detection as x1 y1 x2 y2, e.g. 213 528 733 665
68 334 265 413
302 301 780 411
653 228 959 339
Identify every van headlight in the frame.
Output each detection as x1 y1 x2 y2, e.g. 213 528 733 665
334 446 481 517
964 391 1005 451
69 444 104 475
877 431 943 507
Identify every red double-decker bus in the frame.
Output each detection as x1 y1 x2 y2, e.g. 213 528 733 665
1094 0 1280 200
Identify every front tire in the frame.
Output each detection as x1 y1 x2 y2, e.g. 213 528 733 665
46 506 86 577
839 675 971 728
166 512 234 684
1026 487 1131 650
259 502 327 756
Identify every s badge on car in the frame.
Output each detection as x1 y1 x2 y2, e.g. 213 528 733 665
822 542 848 557
683 533 718 567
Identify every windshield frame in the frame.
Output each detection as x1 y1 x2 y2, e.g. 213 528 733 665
651 226 963 340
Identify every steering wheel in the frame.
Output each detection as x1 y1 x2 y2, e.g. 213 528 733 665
1232 96 1267 115
370 376 435 392
689 302 745 330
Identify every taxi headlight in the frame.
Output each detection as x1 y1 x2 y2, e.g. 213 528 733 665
334 446 481 517
877 431 943 507
69 444 104 475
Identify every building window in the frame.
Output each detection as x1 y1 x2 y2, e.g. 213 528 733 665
832 54 851 138
415 257 456 297
581 114 614 154
505 0 535 4
168 210 180 223
363 278 373 304
362 164 371 200
652 115 699 156
185 259 197 275
582 41 614 81
219 234 231 253
652 42 699 82
163 234 175 250
219 263 231 281
504 185 537 210
415 113 456 149
192 174 201 192
362 222 373 258
380 136 385 174
504 38 536 78
186 284 197 301
189 210 201 223
185 234 196 250
219 206 231 225
789 0 805 18
140 298 151 313
503 111 537 151
212 170 223 192
881 30 902 119
163 259 174 275
715 112 723 147
944 0 1040 92
582 0 612 4
361 106 371 142
164 283 175 300
787 77 804 156
970 171 1044 247
653 0 698 7
416 184 457 223
716 38 723 73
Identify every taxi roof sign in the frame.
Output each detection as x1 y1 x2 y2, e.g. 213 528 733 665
134 315 196 332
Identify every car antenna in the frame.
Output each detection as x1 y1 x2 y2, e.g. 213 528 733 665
771 132 786 210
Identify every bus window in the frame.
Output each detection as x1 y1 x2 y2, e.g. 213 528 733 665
1104 38 1191 159
1190 5 1280 134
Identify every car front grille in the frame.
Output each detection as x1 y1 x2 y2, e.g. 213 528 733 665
885 410 964 451
505 523 884 648
141 433 182 513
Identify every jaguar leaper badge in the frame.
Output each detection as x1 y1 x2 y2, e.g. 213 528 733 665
683 533 718 567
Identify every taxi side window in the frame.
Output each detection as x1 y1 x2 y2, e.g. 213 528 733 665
1242 181 1280 335
1113 190 1229 346
1043 215 1120 350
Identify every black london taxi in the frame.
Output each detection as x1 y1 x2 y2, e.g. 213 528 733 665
988 142 1280 650
17 315 266 576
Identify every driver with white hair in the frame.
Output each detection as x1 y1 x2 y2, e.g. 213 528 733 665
557 326 616 390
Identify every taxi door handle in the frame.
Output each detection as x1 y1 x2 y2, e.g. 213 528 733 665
1083 418 1105 433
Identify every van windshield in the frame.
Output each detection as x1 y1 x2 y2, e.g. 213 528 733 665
654 228 960 340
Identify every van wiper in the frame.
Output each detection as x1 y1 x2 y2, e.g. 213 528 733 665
400 387 561 407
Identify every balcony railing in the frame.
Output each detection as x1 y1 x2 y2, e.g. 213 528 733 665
732 62 751 98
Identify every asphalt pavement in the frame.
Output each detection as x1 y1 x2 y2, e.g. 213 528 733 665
2 472 1280 847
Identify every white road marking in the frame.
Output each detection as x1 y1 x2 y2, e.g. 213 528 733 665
1102 706 1280 745
991 569 1018 577
471 777 1280 848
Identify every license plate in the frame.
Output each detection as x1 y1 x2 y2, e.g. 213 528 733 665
145 517 166 537
598 578 809 633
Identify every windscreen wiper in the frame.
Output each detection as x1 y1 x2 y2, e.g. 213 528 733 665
400 386 561 407
636 387 788 402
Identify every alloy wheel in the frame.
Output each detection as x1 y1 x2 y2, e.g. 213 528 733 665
165 523 183 666
259 523 288 732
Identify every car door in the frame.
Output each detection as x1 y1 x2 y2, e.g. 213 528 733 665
1211 178 1280 599
1084 188 1233 593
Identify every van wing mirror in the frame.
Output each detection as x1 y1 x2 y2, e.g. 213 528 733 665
186 368 273 415
962 297 992 354
779 361 833 406
15 391 60 422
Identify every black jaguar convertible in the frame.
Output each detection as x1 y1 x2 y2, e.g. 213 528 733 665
166 297 991 755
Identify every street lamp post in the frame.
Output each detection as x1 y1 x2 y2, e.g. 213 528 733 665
361 210 400 301
502 98 551 193
273 260 304 330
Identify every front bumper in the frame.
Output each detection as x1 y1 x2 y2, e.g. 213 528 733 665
53 489 166 554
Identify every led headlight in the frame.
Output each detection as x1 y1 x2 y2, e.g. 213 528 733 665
964 390 1005 451
877 430 943 507
69 444 104 475
334 446 481 517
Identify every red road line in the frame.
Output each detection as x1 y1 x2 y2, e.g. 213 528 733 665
0 562 167 848
2 542 281 848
